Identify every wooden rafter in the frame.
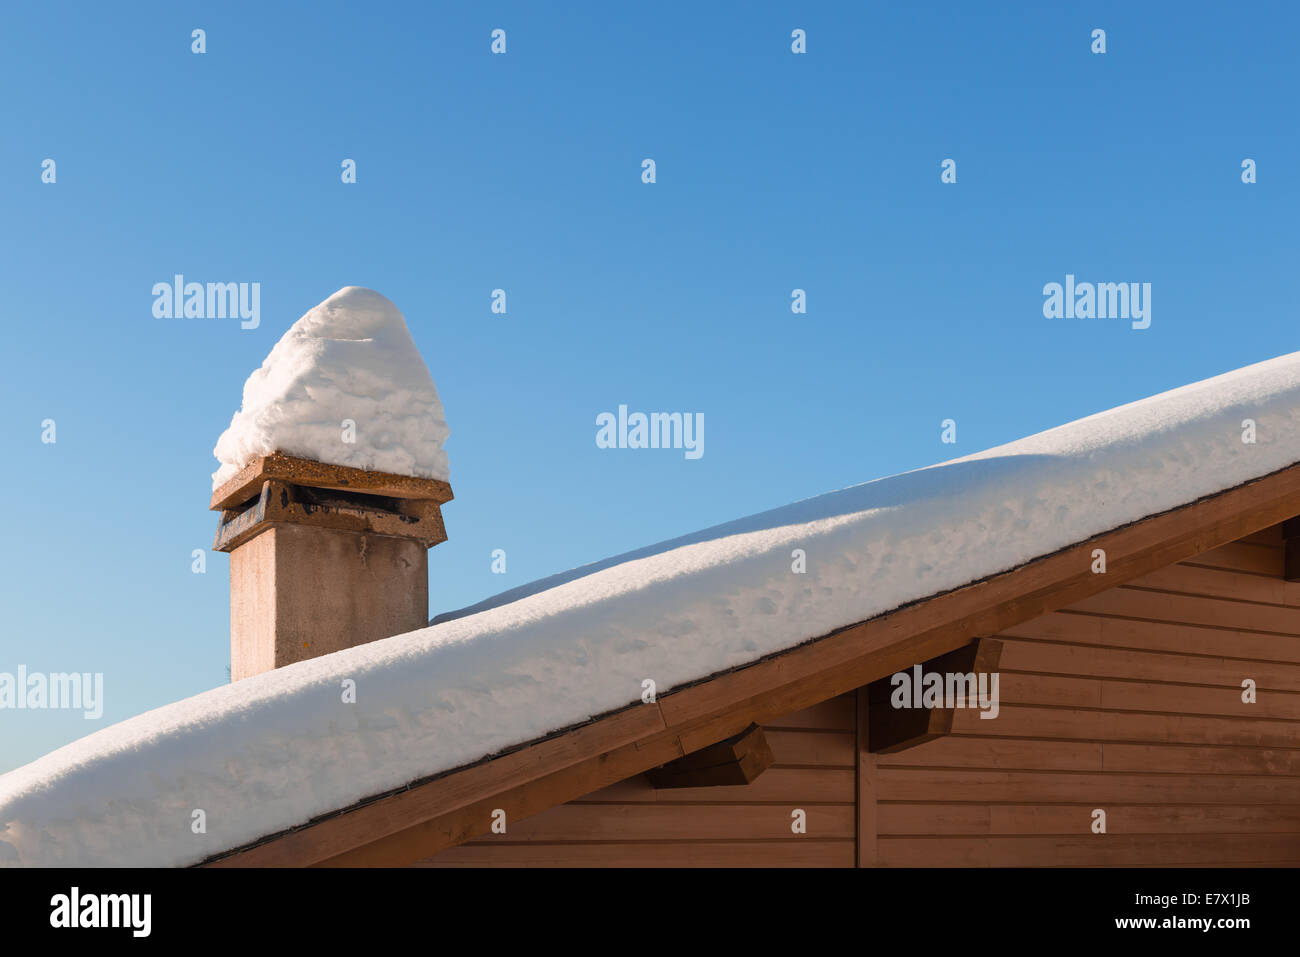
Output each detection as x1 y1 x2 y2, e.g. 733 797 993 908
865 637 1003 753
645 723 774 788
1282 517 1300 582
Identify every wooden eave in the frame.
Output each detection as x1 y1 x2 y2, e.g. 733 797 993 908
201 460 1300 868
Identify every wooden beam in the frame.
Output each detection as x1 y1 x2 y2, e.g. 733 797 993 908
855 687 877 868
866 637 1003 753
644 723 773 788
202 462 1300 868
1282 517 1300 582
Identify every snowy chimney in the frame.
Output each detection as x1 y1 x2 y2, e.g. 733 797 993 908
209 288 453 680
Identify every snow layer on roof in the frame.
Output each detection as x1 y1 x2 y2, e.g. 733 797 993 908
6 352 1300 867
211 286 450 490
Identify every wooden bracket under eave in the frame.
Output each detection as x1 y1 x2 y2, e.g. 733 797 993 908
1282 518 1300 582
645 723 774 789
864 636 1004 754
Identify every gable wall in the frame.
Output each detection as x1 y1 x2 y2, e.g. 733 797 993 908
873 523 1300 866
420 524 1300 867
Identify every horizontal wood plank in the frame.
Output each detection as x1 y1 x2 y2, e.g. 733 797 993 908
1101 742 1300 775
1000 671 1300 720
876 768 1300 804
463 803 854 843
1126 562 1297 605
1000 613 1300 664
1066 587 1300 635
997 638 1300 692
951 704 1300 748
878 833 1300 867
876 737 1103 772
418 840 855 868
879 803 1300 835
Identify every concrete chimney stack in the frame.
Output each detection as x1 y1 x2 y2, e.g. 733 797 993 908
211 452 453 680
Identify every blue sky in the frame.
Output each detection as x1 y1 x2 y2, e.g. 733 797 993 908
1 1 1296 772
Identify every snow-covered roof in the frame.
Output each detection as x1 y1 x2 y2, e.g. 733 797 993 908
5 351 1300 867
212 287 450 490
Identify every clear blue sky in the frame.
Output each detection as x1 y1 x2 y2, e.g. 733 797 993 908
1 1 1296 772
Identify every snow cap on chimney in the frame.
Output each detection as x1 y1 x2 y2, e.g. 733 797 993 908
212 285 450 490
209 287 453 681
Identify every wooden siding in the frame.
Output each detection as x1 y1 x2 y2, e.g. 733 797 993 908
876 522 1300 866
417 695 859 867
